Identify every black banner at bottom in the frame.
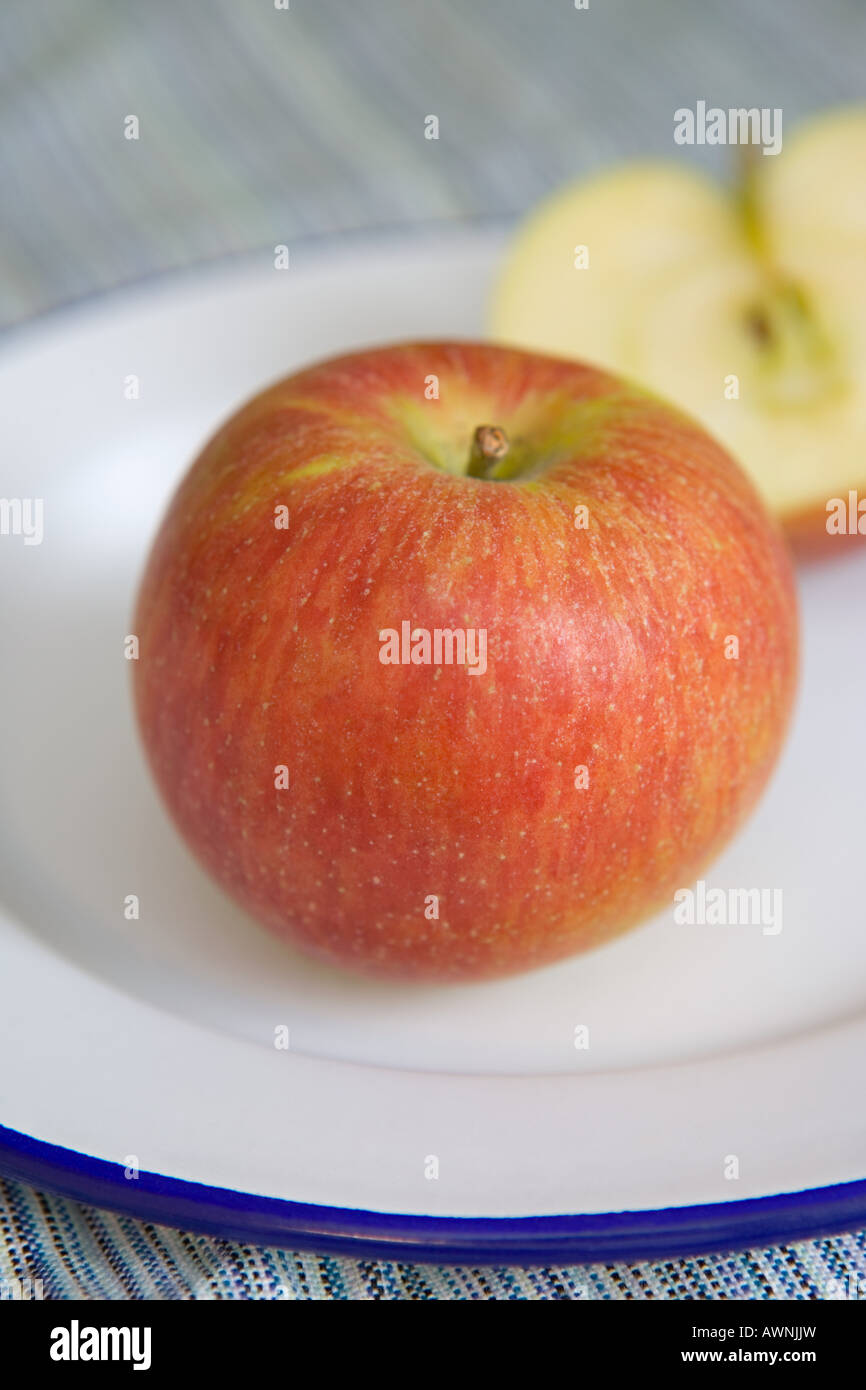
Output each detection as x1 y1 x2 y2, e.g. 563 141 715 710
1 1293 860 1374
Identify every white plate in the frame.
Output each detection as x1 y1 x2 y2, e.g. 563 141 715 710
1 223 864 1261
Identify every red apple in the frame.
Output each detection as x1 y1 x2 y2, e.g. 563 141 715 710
133 342 798 981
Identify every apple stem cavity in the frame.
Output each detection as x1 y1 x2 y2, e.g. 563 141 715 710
467 425 511 479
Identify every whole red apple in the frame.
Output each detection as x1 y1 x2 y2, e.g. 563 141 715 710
133 342 798 981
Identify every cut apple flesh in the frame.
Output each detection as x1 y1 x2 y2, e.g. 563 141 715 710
628 254 866 520
762 107 866 257
490 114 866 547
490 165 742 375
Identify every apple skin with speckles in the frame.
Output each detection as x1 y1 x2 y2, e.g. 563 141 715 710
132 341 798 981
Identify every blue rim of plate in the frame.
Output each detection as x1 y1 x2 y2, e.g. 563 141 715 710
1 1123 864 1264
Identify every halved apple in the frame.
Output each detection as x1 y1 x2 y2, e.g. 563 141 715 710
489 107 866 555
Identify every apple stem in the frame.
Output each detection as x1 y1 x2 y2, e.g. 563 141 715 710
737 143 770 266
467 425 510 478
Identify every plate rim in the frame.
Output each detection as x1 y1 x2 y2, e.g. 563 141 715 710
2 1122 865 1266
0 214 510 353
